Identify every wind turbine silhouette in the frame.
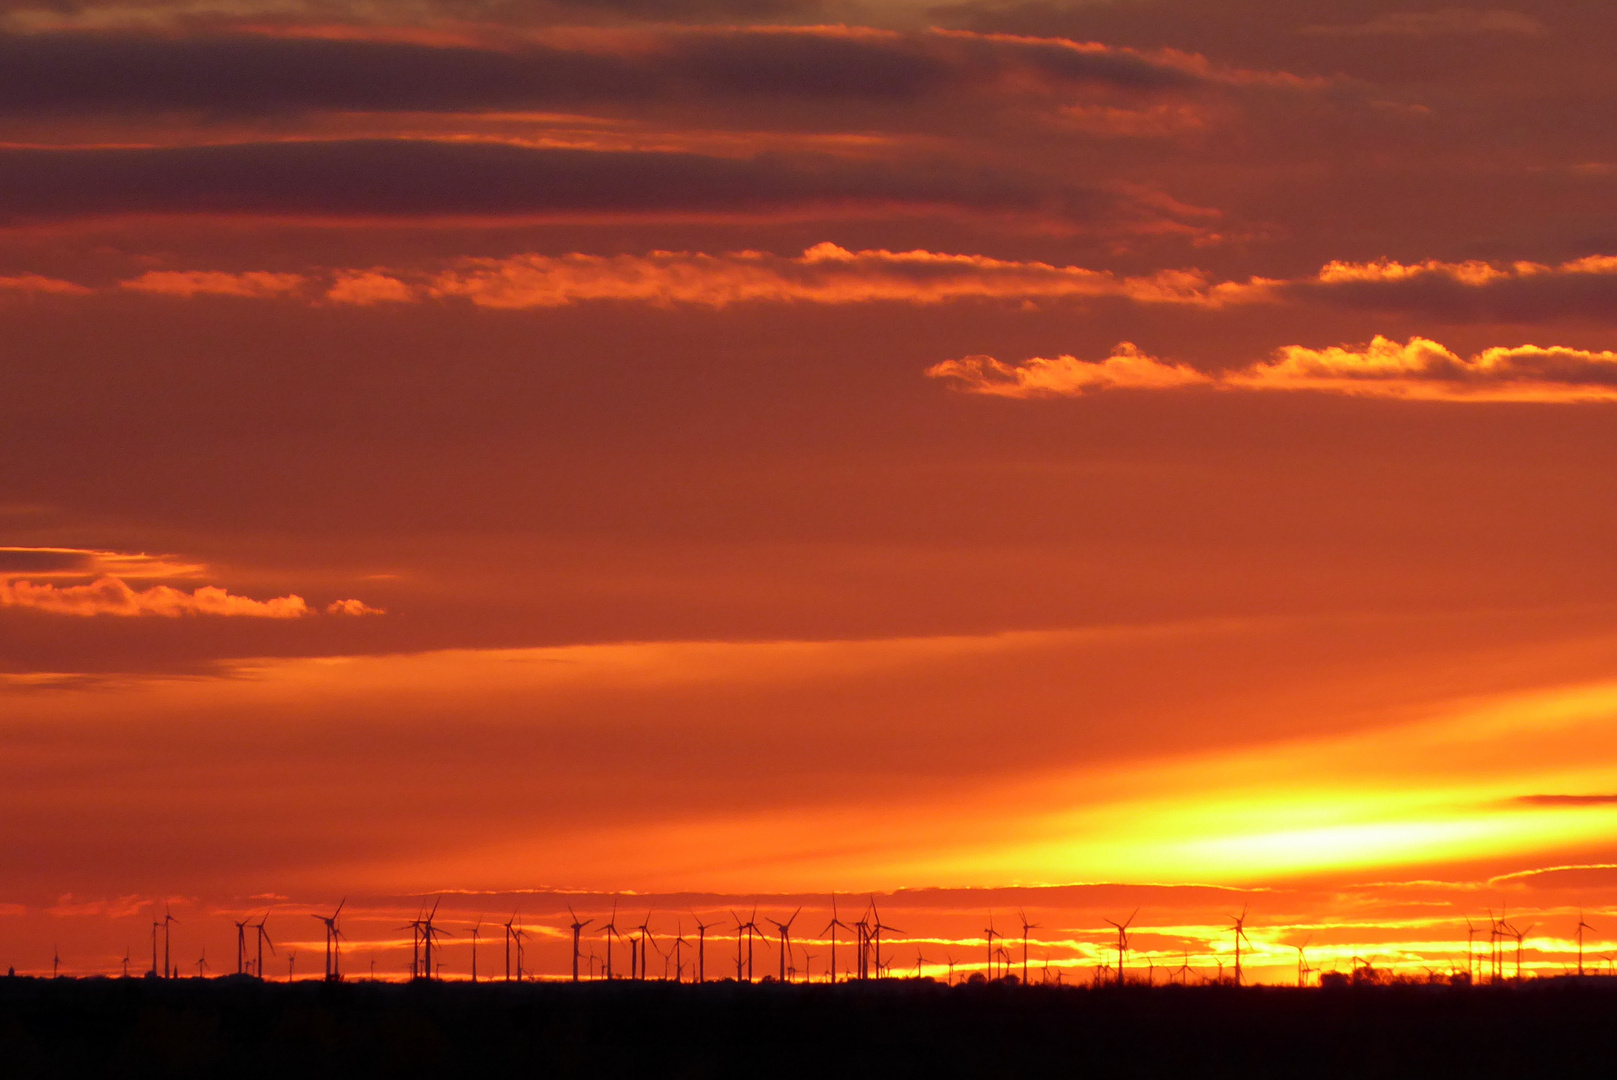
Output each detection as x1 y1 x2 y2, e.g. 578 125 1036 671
1018 909 1041 985
821 896 850 984
634 912 655 981
196 947 209 979
1464 917 1478 983
163 906 178 980
1105 910 1138 988
313 899 345 982
870 901 900 981
469 918 484 983
768 908 802 983
1295 936 1312 987
692 914 715 983
252 914 274 980
601 902 621 981
1172 951 1193 986
672 922 690 983
1227 906 1250 987
52 946 59 979
504 912 521 982
420 899 452 981
566 907 591 983
150 918 160 978
734 907 765 981
233 918 250 975
913 948 929 979
1510 922 1533 981
1577 911 1596 976
121 948 130 979
983 916 1002 981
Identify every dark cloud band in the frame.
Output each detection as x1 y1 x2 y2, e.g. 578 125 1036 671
0 28 1199 118
0 139 1080 221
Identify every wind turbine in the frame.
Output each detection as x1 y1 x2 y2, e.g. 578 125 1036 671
504 912 521 982
163 906 178 980
601 902 621 981
150 918 160 978
983 916 1002 981
312 899 345 982
52 946 59 979
1464 917 1477 983
1511 923 1534 982
870 901 900 981
252 915 274 980
420 899 452 981
692 914 715 983
1104 910 1138 988
736 907 765 981
196 948 209 979
634 912 655 981
821 896 850 984
121 948 130 979
469 918 484 983
1577 911 1596 977
853 911 872 980
1018 909 1041 985
914 948 929 979
767 908 802 983
1295 936 1312 988
233 918 250 976
1173 951 1193 986
1227 906 1250 987
672 922 690 983
566 908 591 983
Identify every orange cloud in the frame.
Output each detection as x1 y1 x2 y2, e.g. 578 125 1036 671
0 273 91 295
428 244 1268 309
326 270 414 305
932 337 1617 403
927 343 1213 397
120 270 306 299
327 598 385 616
1231 337 1617 401
0 546 205 579
0 576 312 618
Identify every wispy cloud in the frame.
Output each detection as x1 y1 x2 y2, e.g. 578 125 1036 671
0 576 312 618
120 270 306 299
927 343 1211 397
0 546 205 579
1301 9 1545 38
931 337 1617 403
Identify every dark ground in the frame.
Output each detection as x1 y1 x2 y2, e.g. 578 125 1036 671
2 976 1614 1078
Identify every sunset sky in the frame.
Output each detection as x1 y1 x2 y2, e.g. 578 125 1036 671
6 0 1617 984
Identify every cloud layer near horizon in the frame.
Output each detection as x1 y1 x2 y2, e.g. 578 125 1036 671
930 337 1617 403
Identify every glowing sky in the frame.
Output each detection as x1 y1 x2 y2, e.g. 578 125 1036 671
6 0 1617 983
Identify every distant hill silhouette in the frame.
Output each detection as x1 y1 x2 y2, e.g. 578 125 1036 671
2 976 1613 1078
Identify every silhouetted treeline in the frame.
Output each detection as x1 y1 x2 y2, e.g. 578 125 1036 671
1 975 1614 1078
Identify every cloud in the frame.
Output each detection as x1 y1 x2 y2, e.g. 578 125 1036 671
0 139 1087 223
1290 255 1617 323
327 598 385 615
0 547 205 578
927 342 1213 397
120 270 306 298
1514 794 1617 806
0 26 1215 119
326 270 414 305
0 273 90 295
0 576 312 618
1230 337 1617 401
931 336 1617 403
428 243 1263 309
1301 9 1546 38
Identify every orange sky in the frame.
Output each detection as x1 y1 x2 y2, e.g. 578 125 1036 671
6 0 1617 983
